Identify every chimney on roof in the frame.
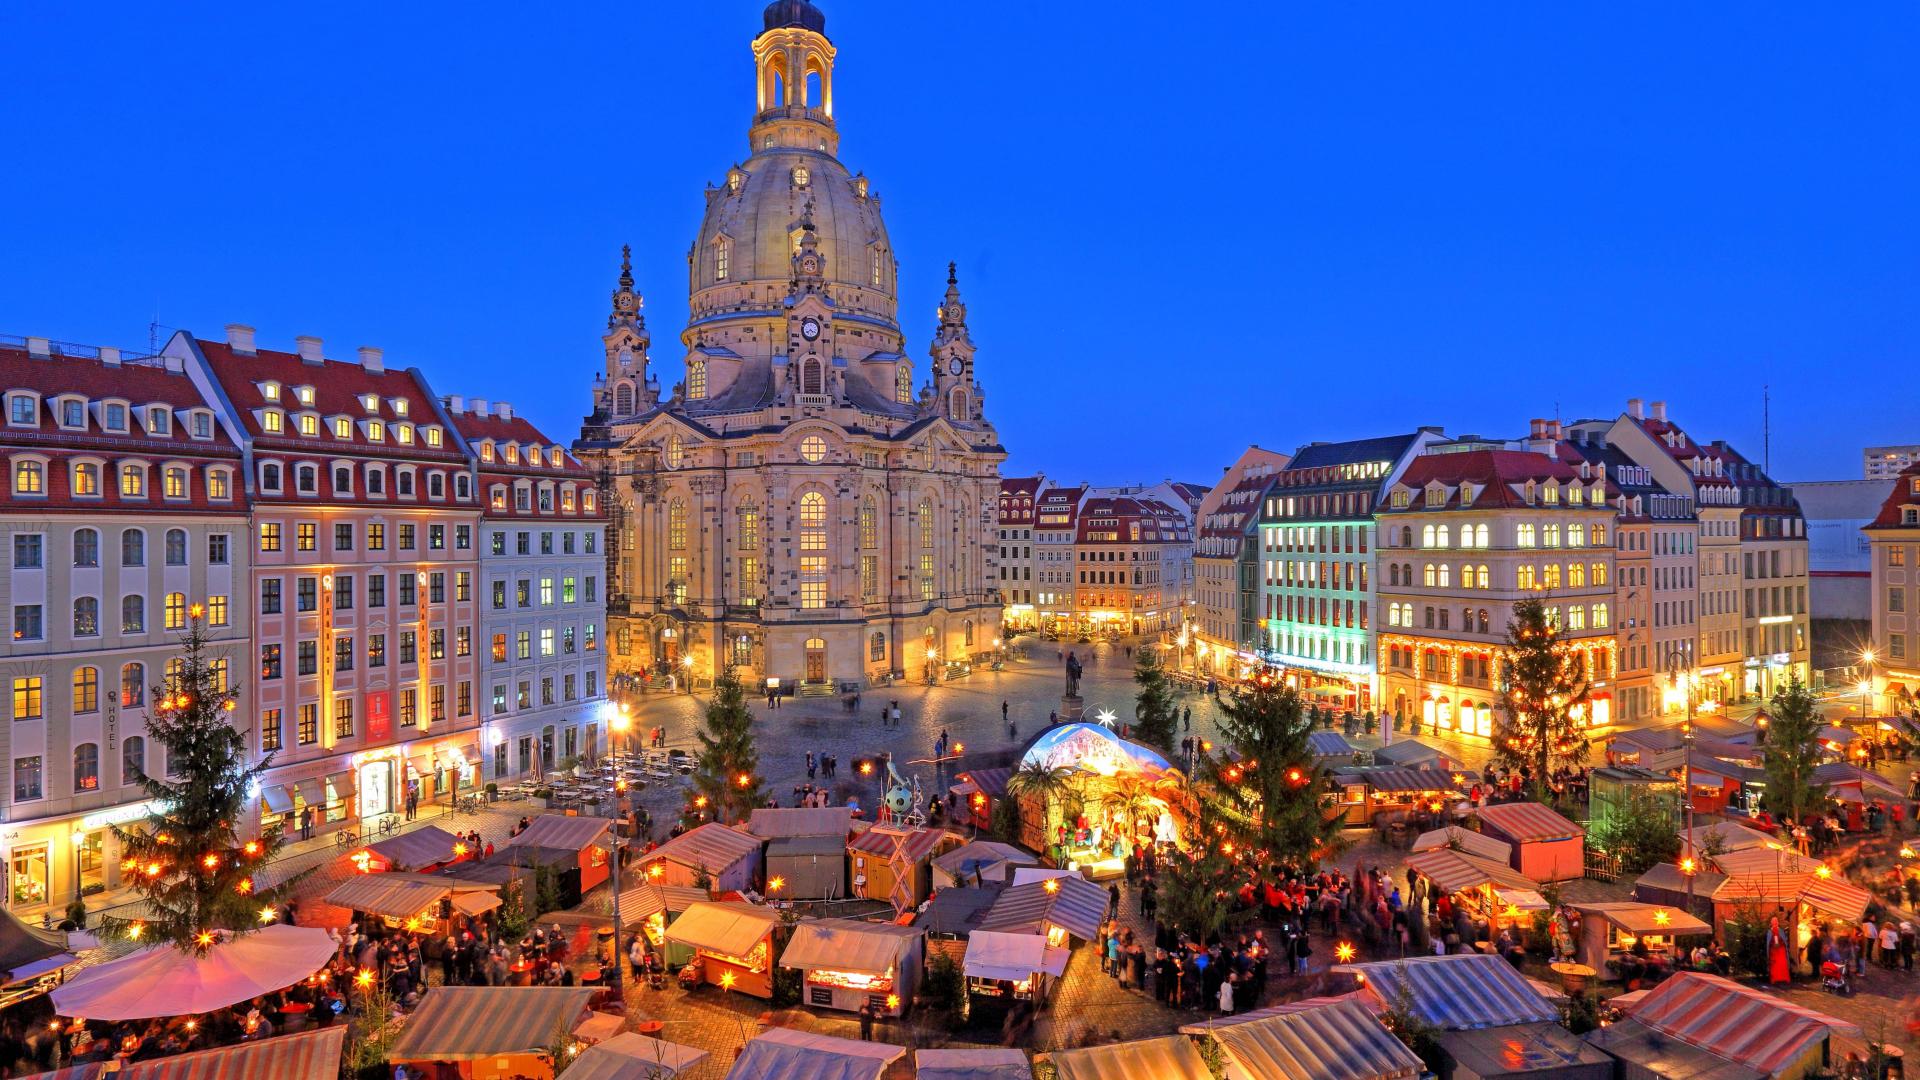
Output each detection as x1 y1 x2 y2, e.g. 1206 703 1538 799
225 324 257 355
471 398 489 417
445 394 464 414
1627 397 1643 419
295 336 324 365
357 346 384 373
1651 400 1667 422
25 337 50 359
496 402 513 420
99 347 121 367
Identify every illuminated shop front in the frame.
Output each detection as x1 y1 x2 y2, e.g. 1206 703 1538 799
663 900 780 999
1379 633 1614 741
779 918 923 1018
1010 723 1185 871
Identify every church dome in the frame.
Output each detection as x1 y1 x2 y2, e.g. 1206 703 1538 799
763 0 826 34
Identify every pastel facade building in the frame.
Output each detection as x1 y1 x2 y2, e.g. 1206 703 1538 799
996 476 1044 627
1032 485 1085 633
1193 447 1288 667
0 336 248 912
1072 495 1192 637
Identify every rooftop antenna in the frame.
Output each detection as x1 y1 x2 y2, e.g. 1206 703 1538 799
1763 384 1771 474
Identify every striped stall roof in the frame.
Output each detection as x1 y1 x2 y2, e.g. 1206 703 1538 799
976 874 1107 942
357 826 463 870
389 986 596 1062
507 815 611 852
1712 871 1810 905
1409 827 1512 864
847 825 948 862
649 822 763 871
1624 971 1859 1075
1799 876 1872 922
1046 1036 1212 1080
1195 997 1422 1080
22 1027 346 1080
323 876 447 920
726 1026 905 1080
615 883 709 925
1475 801 1583 842
1332 766 1463 793
1708 847 1823 876
1310 731 1358 757
1403 848 1538 897
1334 954 1558 1030
913 1047 1033 1080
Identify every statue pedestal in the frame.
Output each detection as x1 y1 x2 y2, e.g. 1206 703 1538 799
1059 695 1084 722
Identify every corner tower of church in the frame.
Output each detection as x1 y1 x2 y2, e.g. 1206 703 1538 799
576 0 1006 693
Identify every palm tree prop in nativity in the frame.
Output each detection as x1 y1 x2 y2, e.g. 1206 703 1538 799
103 610 283 953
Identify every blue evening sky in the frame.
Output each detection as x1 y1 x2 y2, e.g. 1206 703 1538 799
2 3 1914 488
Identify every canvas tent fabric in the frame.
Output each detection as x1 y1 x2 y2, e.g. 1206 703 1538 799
650 821 762 870
616 883 709 924
450 891 502 917
1310 731 1358 757
1687 820 1779 853
724 1026 905 1080
359 825 462 869
1584 1018 1767 1080
22 1026 347 1080
1046 1035 1212 1080
1708 848 1823 877
664 901 780 958
1403 847 1539 896
389 986 596 1062
1635 861 1727 900
913 1048 1033 1080
847 825 947 863
1799 876 1872 922
1573 902 1711 936
1435 1022 1613 1079
1332 766 1462 793
1019 722 1176 776
1373 739 1457 769
0 906 74 982
1334 953 1558 1030
1410 826 1513 864
1476 801 1583 842
51 925 336 1021
507 814 611 851
1199 997 1423 1080
323 875 449 920
976 874 1106 941
963 930 1070 981
565 1032 711 1079
933 841 1037 885
779 919 922 974
1623 971 1860 1076
746 806 854 839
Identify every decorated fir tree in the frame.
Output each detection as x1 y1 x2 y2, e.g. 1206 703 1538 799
1494 596 1591 802
1130 648 1179 751
106 611 281 952
683 668 767 825
1197 669 1342 876
1760 676 1827 825
1153 798 1250 944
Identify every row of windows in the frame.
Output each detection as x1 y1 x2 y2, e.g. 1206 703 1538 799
12 592 227 641
257 408 442 448
12 737 154 803
258 683 475 751
14 529 228 570
259 570 472 614
258 460 470 502
1385 602 1610 632
12 457 233 501
488 669 601 714
6 393 213 440
488 576 598 610
13 661 214 721
259 520 466 554
488 529 599 557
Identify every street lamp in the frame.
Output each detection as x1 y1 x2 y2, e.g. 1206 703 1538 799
680 654 694 694
1859 648 1876 719
610 707 632 768
1666 652 1698 914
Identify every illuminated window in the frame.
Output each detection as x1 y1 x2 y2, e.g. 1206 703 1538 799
424 427 442 447
1592 562 1608 586
1593 524 1607 545
261 382 280 402
1593 603 1610 628
1543 524 1561 548
1568 524 1586 547
163 467 188 499
918 498 934 549
665 434 684 469
799 435 827 463
799 491 827 608
299 414 319 436
163 592 187 630
296 386 314 406
13 460 43 496
504 444 519 464
1569 562 1586 588
1515 523 1536 548
688 361 706 400
715 239 731 281
71 462 99 496
1517 564 1536 590
262 411 283 434
334 417 352 439
119 464 145 497
859 498 877 548
668 499 688 549
896 365 912 404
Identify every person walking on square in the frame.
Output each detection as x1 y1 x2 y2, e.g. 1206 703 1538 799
806 752 816 780
300 805 313 841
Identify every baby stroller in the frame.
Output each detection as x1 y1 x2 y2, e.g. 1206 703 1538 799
1820 960 1852 996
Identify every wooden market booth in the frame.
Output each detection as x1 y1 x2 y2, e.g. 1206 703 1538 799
915 883 1008 972
1331 765 1464 828
662 900 781 998
643 821 763 893
387 985 596 1080
778 917 924 1017
849 825 950 907
766 835 847 899
347 825 467 874
1475 802 1586 882
1403 847 1548 945
616 881 709 968
1007 722 1186 866
962 929 1070 1025
976 873 1107 953
506 815 613 894
1410 825 1513 864
1608 971 1862 1080
323 873 500 935
1570 902 1712 984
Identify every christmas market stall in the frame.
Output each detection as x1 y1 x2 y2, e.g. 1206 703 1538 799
25 1025 348 1080
1474 802 1586 882
1632 861 1726 924
915 883 1007 970
1044 1035 1213 1080
0 905 83 1010
616 881 709 967
932 840 1037 889
1310 730 1360 763
948 766 1012 831
914 1047 1033 1080
323 872 498 933
1330 765 1463 829
1570 902 1712 983
962 930 1068 1025
346 825 467 874
1431 1024 1613 1080
565 1032 710 1080
387 985 596 1080
1176 996 1423 1080
1010 722 1186 869
1402 846 1548 945
976 873 1107 949
726 1027 905 1080
663 900 781 999
1373 738 1464 772
507 815 613 894
1587 765 1681 839
1605 971 1861 1079
849 825 949 907
51 924 337 1021
746 805 855 842
765 834 846 899
1410 826 1513 864
778 917 924 1017
644 822 763 893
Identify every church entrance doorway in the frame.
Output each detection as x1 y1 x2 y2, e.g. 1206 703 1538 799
804 638 826 683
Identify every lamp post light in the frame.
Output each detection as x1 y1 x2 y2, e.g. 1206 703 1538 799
680 654 694 695
1859 648 1876 720
1666 652 1697 914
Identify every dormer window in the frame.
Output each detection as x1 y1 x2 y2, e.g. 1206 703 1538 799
262 410 284 434
102 403 127 432
57 398 85 430
423 427 442 449
365 420 385 442
296 386 315 406
479 442 495 463
583 490 597 512
299 414 320 437
146 408 171 436
260 382 281 402
190 411 213 439
504 445 519 464
333 417 353 439
395 424 414 445
391 398 408 417
1568 485 1584 505
1459 484 1475 507
361 393 379 414
7 395 35 426
548 448 563 468
562 487 577 512
1542 482 1559 505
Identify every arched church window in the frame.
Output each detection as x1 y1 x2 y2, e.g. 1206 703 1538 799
715 239 730 282
667 499 687 549
614 383 634 415
801 358 823 396
798 491 827 609
895 365 912 404
687 361 706 400
871 249 883 287
948 388 969 421
664 434 684 470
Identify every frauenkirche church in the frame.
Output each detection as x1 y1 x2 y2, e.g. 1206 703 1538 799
576 1 1006 692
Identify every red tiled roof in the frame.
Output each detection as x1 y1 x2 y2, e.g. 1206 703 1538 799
997 476 1042 525
1387 449 1612 512
449 408 591 478
1075 496 1191 545
1868 463 1920 529
194 337 462 462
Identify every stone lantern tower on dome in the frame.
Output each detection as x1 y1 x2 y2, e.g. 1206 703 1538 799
576 0 1007 695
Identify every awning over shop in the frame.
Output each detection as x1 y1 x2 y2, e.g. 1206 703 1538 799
616 883 710 925
1475 801 1583 842
1047 1036 1212 1080
663 901 779 958
25 1026 348 1080
291 778 324 806
406 752 434 779
963 930 1068 982
450 891 502 918
389 986 596 1063
1494 887 1550 912
1332 766 1462 794
324 876 448 921
778 919 922 975
1403 847 1539 897
1573 902 1711 936
261 785 294 815
455 741 481 766
51 925 335 1021
323 771 354 802
1799 876 1872 922
729 1028 905 1080
508 814 612 852
0 905 78 983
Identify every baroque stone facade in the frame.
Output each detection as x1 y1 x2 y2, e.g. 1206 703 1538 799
576 0 1005 690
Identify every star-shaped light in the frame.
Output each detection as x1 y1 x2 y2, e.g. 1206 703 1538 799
1092 708 1118 727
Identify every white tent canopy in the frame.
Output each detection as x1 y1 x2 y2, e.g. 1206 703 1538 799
52 924 336 1021
566 1032 711 1079
964 930 1069 982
